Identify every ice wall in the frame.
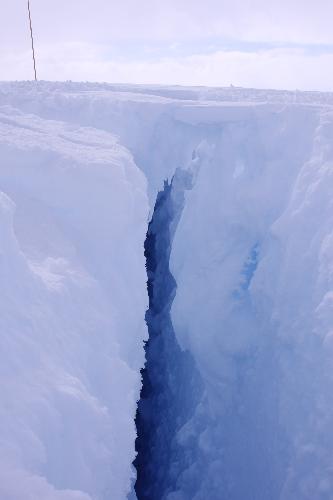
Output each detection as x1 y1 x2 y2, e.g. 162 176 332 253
170 108 333 498
0 105 148 499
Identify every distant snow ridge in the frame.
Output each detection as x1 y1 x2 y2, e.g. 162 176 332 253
0 82 333 500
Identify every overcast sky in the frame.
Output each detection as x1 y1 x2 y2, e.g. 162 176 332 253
1 0 333 90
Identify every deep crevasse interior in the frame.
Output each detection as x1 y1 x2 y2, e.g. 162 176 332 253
0 82 333 500
134 174 203 500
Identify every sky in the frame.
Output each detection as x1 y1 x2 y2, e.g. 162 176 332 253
1 0 333 90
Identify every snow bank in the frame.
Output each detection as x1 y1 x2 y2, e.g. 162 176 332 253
0 104 148 499
170 102 333 498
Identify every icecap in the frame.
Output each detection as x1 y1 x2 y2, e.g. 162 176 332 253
0 82 333 500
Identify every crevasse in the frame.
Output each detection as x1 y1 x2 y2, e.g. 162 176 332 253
1 83 333 500
134 169 203 500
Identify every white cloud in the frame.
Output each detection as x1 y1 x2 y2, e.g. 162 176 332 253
2 0 333 45
1 0 333 89
3 43 333 92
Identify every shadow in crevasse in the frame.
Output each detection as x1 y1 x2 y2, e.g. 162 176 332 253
134 178 203 500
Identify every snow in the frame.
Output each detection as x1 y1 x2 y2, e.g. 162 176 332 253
0 101 148 499
0 81 333 499
169 96 333 498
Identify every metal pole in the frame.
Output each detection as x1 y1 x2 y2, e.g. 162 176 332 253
27 0 37 81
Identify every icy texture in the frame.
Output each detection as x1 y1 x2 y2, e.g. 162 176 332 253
170 108 333 499
0 105 148 499
0 82 333 499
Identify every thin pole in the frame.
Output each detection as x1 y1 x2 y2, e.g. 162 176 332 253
27 0 37 81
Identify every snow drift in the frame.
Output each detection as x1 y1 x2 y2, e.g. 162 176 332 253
0 82 333 500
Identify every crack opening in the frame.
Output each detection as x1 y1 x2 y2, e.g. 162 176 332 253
134 175 202 500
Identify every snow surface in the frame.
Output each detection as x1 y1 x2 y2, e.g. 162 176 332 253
0 81 333 499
